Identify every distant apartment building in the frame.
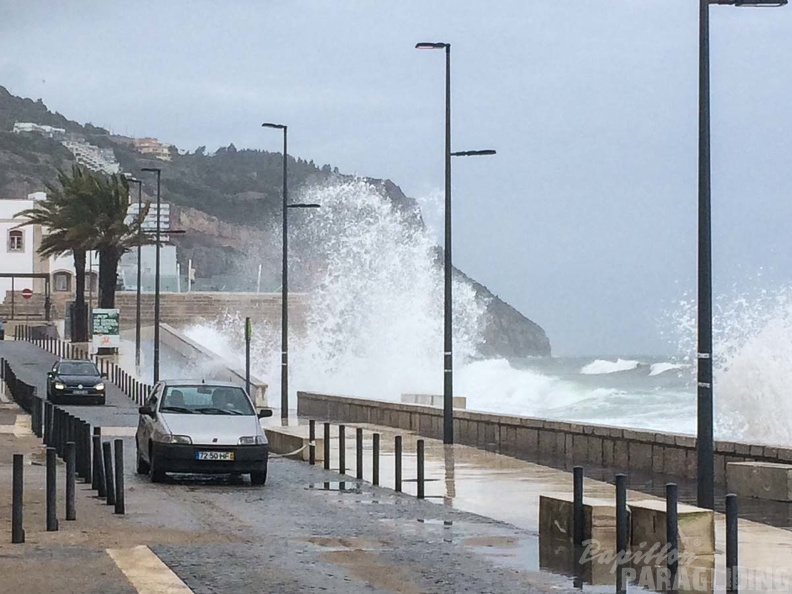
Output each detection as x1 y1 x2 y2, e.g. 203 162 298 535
133 137 173 161
12 122 66 138
61 139 120 175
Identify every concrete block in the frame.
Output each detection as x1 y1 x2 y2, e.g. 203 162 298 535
539 493 620 549
734 442 752 456
629 442 653 472
727 461 792 502
572 434 588 463
629 499 714 555
587 436 603 466
538 431 556 459
400 393 467 409
602 439 615 467
750 445 765 458
613 440 629 469
651 445 665 474
663 447 687 477
265 426 324 462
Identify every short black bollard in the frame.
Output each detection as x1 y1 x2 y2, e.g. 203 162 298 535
43 401 51 446
46 447 58 531
12 454 24 543
356 427 363 480
615 473 628 593
114 439 125 515
323 422 331 470
338 425 346 475
372 433 380 486
93 433 105 496
417 439 425 499
395 435 403 492
573 466 584 548
726 493 739 594
102 441 115 506
666 482 679 588
65 441 76 521
309 420 316 466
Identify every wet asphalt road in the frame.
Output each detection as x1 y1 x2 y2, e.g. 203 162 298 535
1 340 573 593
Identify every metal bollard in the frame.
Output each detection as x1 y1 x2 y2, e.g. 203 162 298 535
573 466 584 548
726 493 739 594
323 422 330 470
102 441 115 506
43 401 51 446
46 447 58 531
395 435 402 492
372 433 380 486
338 425 346 475
356 427 363 480
666 482 679 587
417 439 425 499
65 441 76 521
114 439 125 515
93 432 105 495
309 420 316 466
12 454 24 543
615 473 628 593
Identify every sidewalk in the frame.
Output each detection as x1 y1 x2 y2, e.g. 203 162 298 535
266 415 792 593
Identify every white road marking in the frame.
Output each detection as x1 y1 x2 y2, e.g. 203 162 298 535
0 387 10 403
101 426 138 437
107 545 194 594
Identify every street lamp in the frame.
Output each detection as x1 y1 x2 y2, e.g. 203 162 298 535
696 0 786 510
124 174 143 370
416 41 495 445
141 166 161 383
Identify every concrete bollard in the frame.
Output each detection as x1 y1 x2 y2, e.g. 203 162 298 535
417 439 425 499
12 454 24 544
46 447 58 531
114 439 125 515
65 441 76 521
573 466 584 548
309 420 316 466
356 427 363 480
338 425 346 475
726 493 738 594
395 435 403 492
323 422 331 470
102 441 115 506
615 473 628 593
372 433 380 486
666 483 679 585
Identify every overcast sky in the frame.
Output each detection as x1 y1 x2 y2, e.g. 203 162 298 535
2 0 791 356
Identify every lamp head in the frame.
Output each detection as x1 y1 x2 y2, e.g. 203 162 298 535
415 42 449 50
141 167 161 173
261 122 286 130
715 0 787 5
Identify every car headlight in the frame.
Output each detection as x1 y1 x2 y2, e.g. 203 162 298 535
54 382 65 390
94 382 105 391
239 436 266 445
159 434 192 445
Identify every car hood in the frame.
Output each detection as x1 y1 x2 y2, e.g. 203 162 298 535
57 374 102 386
160 414 266 446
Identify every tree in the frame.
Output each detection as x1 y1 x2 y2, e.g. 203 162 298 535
14 165 95 342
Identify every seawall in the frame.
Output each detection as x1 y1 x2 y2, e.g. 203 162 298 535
297 391 792 485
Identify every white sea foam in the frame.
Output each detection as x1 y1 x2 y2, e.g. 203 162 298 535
580 359 640 375
648 362 686 376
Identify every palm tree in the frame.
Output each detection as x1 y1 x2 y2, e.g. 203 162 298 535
14 165 95 342
83 172 151 309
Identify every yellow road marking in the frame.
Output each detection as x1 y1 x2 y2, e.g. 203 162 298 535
107 545 194 594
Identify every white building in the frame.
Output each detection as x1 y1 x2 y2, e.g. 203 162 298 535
12 122 66 138
61 139 120 175
0 193 99 299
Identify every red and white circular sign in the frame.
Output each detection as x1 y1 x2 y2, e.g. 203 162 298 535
21 288 33 300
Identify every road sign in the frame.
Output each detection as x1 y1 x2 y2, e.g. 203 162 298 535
21 288 32 300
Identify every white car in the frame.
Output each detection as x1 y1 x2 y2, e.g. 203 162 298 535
135 379 273 485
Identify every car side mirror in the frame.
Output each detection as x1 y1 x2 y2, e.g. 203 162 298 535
257 409 274 418
138 405 155 417
47 371 53 377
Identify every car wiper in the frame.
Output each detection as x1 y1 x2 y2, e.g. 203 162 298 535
195 407 243 415
160 406 194 414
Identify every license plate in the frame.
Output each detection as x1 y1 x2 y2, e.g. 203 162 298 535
73 390 88 395
195 451 234 461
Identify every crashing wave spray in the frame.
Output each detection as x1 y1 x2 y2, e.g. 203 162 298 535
186 178 488 404
667 283 792 445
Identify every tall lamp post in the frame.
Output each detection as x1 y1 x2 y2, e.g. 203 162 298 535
696 0 786 510
124 175 144 370
416 41 495 445
141 167 162 383
261 122 320 420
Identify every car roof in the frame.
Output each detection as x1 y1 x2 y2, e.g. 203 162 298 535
160 379 241 388
57 359 97 365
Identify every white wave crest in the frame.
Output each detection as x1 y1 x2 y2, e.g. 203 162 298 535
649 362 686 376
580 359 640 375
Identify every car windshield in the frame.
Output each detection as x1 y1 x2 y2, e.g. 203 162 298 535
58 362 99 376
159 385 255 416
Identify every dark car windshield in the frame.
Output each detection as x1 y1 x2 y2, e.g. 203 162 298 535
58 362 100 376
159 385 255 416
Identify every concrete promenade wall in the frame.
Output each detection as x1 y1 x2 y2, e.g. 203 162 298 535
297 391 792 485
